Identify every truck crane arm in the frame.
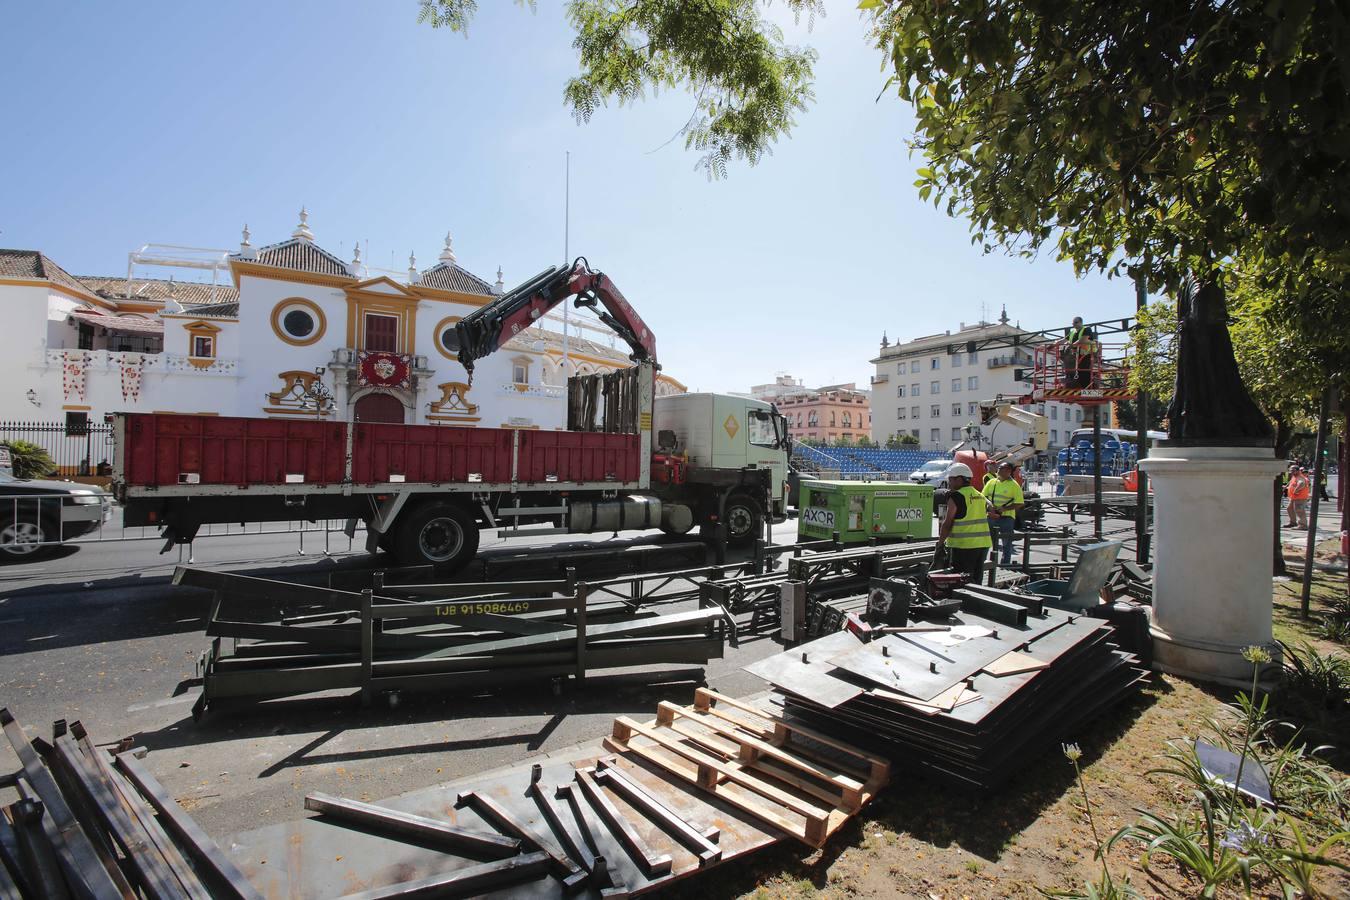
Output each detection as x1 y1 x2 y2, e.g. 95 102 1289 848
454 258 657 380
979 398 1049 467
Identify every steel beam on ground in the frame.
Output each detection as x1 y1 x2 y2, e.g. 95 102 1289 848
572 768 673 878
303 793 519 857
338 852 551 900
593 759 721 865
112 753 263 900
454 790 586 891
0 709 126 900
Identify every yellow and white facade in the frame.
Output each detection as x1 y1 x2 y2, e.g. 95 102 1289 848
2 212 685 430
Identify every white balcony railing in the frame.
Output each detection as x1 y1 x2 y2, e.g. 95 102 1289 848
503 382 566 399
42 348 240 376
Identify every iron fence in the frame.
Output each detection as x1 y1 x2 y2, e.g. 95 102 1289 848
0 418 115 476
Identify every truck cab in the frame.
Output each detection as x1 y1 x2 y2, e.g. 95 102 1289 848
652 393 790 542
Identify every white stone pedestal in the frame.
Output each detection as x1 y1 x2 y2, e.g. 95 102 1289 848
1139 445 1286 688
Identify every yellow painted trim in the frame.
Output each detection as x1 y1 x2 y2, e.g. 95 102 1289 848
346 296 416 353
347 275 418 298
162 312 239 322
426 415 482 424
231 259 354 290
270 297 327 346
0 276 116 310
431 315 464 360
262 407 336 417
410 283 496 306
114 301 164 313
656 373 688 392
61 404 92 411
542 348 628 369
187 358 216 369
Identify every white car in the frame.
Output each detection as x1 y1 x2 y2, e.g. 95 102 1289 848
909 459 953 488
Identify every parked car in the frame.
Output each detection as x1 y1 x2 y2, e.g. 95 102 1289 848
0 470 108 559
909 459 953 488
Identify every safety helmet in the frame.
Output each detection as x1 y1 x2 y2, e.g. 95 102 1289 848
947 463 974 479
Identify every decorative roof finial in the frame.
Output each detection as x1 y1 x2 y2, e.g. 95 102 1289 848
237 223 256 259
494 266 504 295
407 251 420 285
999 304 1009 326
438 231 456 264
881 331 889 349
346 240 363 277
292 206 314 242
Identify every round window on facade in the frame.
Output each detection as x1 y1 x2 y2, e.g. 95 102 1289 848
271 298 326 346
283 309 315 338
433 316 464 360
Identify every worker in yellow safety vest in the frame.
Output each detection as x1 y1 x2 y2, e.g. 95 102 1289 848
983 460 1025 567
936 462 992 582
1064 316 1099 388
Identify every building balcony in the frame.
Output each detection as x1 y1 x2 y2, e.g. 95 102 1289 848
870 374 889 385
987 353 1032 369
41 348 240 376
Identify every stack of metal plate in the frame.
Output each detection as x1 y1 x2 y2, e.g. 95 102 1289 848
744 603 1147 791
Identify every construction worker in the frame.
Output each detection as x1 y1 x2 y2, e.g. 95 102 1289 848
936 462 992 582
1287 465 1311 529
1064 317 1099 388
983 461 1025 566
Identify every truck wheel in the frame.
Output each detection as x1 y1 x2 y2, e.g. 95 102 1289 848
723 494 762 547
0 516 53 561
394 502 479 569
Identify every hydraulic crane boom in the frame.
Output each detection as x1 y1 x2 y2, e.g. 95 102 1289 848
978 399 1049 468
454 258 657 380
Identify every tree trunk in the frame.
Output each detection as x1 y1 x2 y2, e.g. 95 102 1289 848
1165 279 1274 445
1273 417 1292 577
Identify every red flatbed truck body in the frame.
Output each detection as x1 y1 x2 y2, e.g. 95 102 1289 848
114 415 643 495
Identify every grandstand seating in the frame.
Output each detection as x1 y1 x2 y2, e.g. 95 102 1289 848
791 445 946 480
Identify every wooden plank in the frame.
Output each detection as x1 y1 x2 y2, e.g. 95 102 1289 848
571 769 673 878
600 736 805 843
656 703 865 809
113 753 263 900
982 651 1049 677
609 718 830 844
303 793 520 857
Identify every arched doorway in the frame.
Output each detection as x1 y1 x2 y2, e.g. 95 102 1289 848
353 392 405 424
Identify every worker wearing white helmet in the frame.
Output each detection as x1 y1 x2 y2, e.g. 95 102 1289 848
936 462 992 582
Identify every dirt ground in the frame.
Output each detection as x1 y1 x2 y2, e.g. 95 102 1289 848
668 539 1350 899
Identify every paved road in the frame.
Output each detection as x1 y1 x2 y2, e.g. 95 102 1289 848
0 518 801 839
0 502 1337 843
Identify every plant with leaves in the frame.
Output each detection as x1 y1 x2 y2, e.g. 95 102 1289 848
1043 743 1141 899
421 0 824 178
0 440 56 479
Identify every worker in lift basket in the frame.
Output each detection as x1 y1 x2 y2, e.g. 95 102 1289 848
935 463 992 582
1064 316 1099 388
983 461 1025 566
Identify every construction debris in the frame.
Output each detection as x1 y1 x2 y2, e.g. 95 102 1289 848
0 709 261 900
747 600 1148 791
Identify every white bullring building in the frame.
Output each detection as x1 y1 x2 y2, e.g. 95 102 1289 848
0 211 685 469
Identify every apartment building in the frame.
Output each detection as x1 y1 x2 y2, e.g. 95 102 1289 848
869 312 1083 453
750 375 872 444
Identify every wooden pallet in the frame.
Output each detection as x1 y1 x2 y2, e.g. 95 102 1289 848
602 689 888 848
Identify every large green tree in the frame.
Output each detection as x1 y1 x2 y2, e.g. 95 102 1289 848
421 0 1349 438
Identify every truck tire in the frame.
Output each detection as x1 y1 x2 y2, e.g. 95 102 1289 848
723 493 762 547
393 501 479 570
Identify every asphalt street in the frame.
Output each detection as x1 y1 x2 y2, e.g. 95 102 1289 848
0 502 1338 845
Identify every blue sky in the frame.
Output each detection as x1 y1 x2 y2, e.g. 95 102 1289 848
2 2 1136 392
